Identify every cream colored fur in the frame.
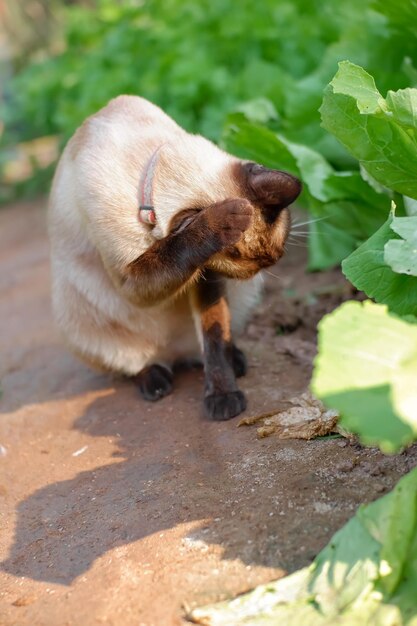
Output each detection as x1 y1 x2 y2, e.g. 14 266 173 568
48 95 262 375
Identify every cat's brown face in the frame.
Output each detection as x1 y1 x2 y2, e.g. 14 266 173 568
168 161 301 280
206 162 301 279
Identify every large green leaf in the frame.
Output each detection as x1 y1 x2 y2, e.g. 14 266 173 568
342 215 417 316
312 301 417 453
190 466 417 625
320 62 417 199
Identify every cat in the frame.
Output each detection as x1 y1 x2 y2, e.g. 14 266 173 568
48 95 301 420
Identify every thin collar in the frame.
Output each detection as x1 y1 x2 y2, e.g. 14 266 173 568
138 145 164 226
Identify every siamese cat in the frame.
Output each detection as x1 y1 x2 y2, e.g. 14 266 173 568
48 96 301 420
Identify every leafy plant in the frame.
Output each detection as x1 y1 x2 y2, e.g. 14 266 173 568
342 215 417 316
190 466 417 625
320 61 417 199
312 301 417 453
5 0 374 145
3 0 417 203
316 61 417 312
305 55 417 441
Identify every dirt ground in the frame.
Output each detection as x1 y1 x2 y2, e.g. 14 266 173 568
1 200 416 626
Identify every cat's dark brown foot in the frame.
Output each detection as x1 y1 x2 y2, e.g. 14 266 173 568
227 344 247 378
204 390 246 421
172 357 203 374
135 364 173 401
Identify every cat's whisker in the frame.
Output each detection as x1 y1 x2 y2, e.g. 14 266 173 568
288 234 312 241
290 230 325 237
286 240 307 248
291 216 328 229
263 269 283 281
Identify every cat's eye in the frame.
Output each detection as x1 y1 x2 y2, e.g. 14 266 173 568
170 210 199 235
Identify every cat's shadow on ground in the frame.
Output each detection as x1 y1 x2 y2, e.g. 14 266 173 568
2 365 285 585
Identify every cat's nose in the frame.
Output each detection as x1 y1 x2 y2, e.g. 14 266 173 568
276 172 302 207
245 162 302 208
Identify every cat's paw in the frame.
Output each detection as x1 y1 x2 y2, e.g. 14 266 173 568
204 390 246 421
135 364 173 401
205 198 253 248
227 344 247 378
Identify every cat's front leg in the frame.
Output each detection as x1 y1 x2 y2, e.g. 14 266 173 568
124 199 253 306
191 269 247 421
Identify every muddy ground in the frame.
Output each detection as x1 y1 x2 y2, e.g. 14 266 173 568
1 200 416 626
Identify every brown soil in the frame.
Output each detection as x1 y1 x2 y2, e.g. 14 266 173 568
1 200 416 626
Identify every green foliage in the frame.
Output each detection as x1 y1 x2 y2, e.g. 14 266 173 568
372 0 417 38
2 0 371 146
218 2 417 270
4 0 417 152
191 466 417 624
310 60 417 455
312 301 417 453
321 61 417 198
342 215 417 317
4 0 417 213
319 61 417 311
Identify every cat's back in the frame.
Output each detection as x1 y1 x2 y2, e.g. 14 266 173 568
53 96 182 215
49 96 183 270
68 95 182 163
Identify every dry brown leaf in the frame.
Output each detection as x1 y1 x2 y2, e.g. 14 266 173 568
240 391 340 440
238 409 283 427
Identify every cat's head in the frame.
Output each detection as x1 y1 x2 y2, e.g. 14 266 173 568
204 161 301 278
156 139 301 279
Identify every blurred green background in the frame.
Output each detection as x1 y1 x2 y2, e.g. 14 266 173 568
1 0 416 204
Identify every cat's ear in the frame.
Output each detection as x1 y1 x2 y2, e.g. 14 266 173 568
243 162 301 207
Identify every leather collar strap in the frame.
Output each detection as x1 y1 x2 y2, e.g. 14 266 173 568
138 145 164 226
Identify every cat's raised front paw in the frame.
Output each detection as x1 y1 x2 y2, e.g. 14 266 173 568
205 198 253 248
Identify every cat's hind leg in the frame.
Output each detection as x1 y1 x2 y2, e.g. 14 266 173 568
133 364 174 401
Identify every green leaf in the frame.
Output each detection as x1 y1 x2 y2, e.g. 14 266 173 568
385 239 417 277
389 216 417 242
321 61 417 199
190 466 417 625
307 217 359 271
404 196 417 216
342 215 417 316
223 114 299 174
386 89 417 130
329 61 383 114
234 98 279 125
312 300 417 452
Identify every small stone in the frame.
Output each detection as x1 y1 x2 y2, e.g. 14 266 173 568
336 460 355 473
370 466 384 477
374 483 386 493
12 595 37 607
